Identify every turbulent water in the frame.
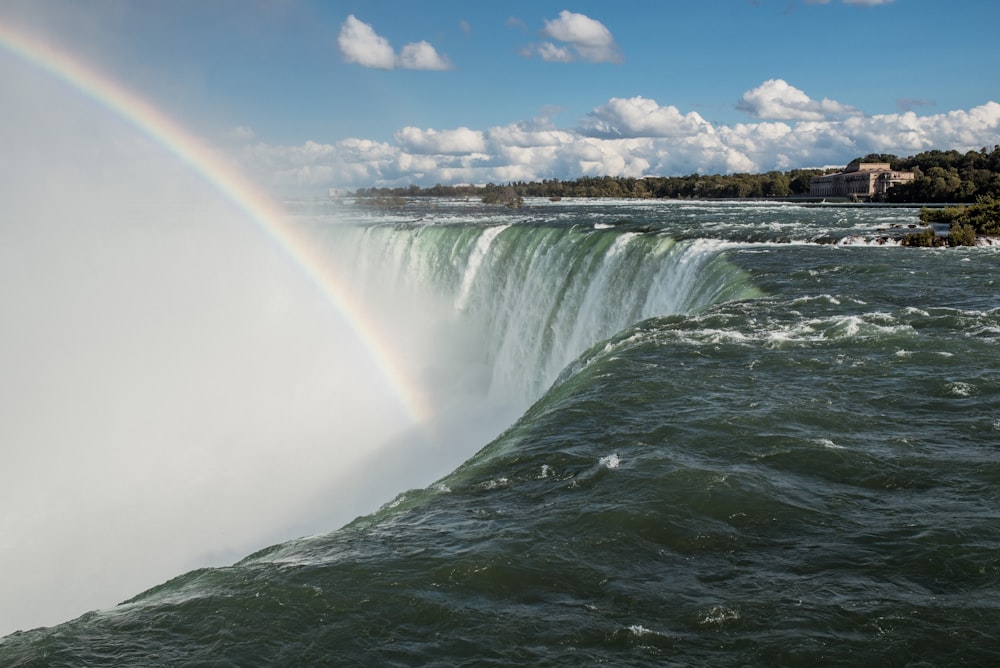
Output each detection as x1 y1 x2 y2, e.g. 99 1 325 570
3 199 999 666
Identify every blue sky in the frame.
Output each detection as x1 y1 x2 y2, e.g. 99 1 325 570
2 0 999 190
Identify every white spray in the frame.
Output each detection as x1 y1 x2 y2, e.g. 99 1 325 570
0 48 467 636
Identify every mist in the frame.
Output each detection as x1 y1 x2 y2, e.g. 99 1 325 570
0 37 516 636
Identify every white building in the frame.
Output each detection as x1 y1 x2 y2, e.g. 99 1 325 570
810 162 915 199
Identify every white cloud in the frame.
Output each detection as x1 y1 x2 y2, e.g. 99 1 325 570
236 85 1000 192
338 15 453 71
395 126 486 155
338 15 395 69
486 119 574 149
579 97 713 138
737 79 862 121
528 11 623 64
398 41 452 71
851 102 1000 153
537 42 574 63
718 121 794 158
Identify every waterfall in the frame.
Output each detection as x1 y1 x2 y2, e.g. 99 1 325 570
313 221 758 403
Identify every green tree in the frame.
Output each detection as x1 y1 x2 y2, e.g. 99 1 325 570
762 171 791 197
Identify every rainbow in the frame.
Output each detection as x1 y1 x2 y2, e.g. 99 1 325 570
0 21 433 429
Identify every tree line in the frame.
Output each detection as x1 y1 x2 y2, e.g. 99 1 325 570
884 147 1000 202
353 146 1000 205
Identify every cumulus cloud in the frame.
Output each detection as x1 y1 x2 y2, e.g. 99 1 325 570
536 42 574 63
398 41 452 71
338 15 452 71
395 126 487 155
237 84 1000 192
579 97 713 138
486 118 574 149
526 11 622 64
338 15 395 69
737 78 862 121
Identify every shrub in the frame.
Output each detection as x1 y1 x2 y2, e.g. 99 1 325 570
963 197 1000 235
948 222 977 246
902 227 943 247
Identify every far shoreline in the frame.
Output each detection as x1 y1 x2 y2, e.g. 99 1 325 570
339 192 961 209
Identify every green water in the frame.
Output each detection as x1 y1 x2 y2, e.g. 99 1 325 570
3 199 999 665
